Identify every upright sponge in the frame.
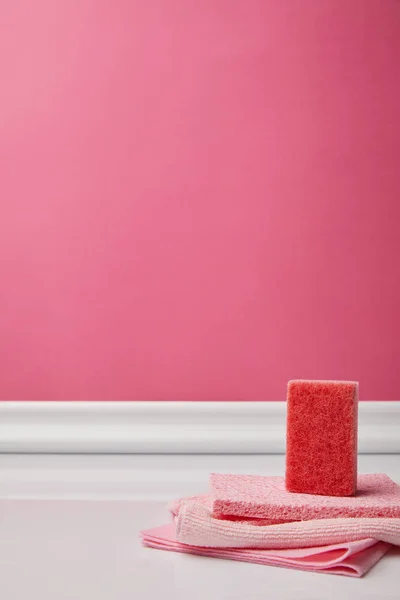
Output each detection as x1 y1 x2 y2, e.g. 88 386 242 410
286 380 358 496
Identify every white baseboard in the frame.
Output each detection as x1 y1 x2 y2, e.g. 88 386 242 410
0 401 399 454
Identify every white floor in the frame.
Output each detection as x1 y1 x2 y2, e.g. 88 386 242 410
0 454 399 600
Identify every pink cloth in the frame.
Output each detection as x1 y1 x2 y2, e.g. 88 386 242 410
141 522 390 578
140 494 399 576
175 498 400 549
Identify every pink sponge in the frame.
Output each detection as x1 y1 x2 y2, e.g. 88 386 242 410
211 473 400 521
286 380 358 496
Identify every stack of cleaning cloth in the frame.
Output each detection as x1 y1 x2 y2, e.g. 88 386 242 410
141 381 400 577
141 474 400 577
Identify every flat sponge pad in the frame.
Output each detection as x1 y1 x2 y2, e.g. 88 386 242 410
286 380 358 496
211 473 400 521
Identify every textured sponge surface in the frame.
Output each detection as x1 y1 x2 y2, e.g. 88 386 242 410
286 379 358 496
211 473 400 521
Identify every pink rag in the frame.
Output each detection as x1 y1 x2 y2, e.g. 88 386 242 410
140 495 399 577
141 522 390 578
175 497 400 549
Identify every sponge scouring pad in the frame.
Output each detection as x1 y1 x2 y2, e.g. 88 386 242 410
211 473 400 521
286 380 358 496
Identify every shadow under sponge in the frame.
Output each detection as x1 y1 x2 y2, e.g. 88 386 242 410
285 380 359 496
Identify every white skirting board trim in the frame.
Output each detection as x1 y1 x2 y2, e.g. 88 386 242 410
0 401 399 454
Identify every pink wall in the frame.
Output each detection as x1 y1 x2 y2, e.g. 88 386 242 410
1 1 399 401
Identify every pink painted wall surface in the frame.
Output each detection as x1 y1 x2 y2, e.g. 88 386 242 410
1 1 399 401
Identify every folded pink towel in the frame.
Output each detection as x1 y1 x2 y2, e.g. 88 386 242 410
141 493 399 576
141 522 390 578
175 497 400 549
